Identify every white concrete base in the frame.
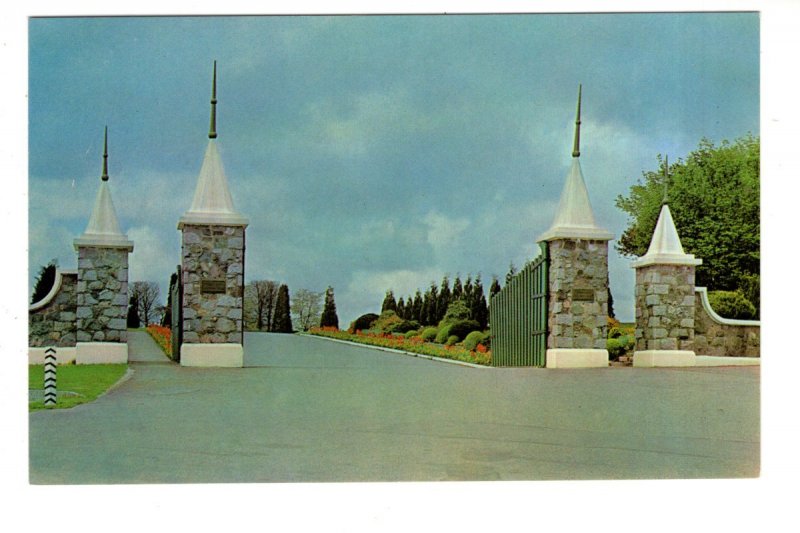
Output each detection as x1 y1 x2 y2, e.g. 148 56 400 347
76 342 128 364
695 356 760 367
546 349 609 369
180 343 244 367
633 350 696 368
29 347 77 365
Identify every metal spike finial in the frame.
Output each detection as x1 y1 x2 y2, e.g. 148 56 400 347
101 126 109 181
572 84 582 158
209 60 218 139
662 155 669 205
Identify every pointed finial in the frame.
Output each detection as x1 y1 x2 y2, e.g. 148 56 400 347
662 155 669 205
209 60 218 139
572 84 582 158
101 126 109 181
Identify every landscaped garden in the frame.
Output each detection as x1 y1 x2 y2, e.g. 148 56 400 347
28 364 128 411
146 324 171 356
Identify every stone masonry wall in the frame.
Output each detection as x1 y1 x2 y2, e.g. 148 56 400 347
181 224 245 344
634 264 695 351
692 291 760 357
29 272 78 347
547 239 609 350
76 247 129 343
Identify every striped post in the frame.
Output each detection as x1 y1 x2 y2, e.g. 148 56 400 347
44 347 57 406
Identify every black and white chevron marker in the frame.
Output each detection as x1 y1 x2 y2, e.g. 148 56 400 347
44 347 57 407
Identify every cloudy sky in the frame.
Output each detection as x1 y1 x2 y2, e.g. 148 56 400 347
28 13 759 324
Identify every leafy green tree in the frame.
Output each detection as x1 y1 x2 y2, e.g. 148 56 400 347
320 286 339 329
292 288 323 331
616 135 759 306
273 284 293 333
31 259 58 304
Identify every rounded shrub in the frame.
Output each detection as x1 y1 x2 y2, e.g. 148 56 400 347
607 338 626 359
435 319 481 344
608 326 622 339
421 327 439 342
390 319 421 334
463 331 488 351
708 290 756 320
350 313 379 333
403 330 418 339
446 335 460 346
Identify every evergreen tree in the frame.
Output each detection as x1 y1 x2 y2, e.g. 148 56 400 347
436 275 451 324
381 290 397 313
463 275 474 306
452 275 463 302
126 294 141 328
31 259 58 304
411 290 423 324
320 286 339 329
489 276 501 299
273 284 293 333
396 297 406 320
608 288 616 319
505 263 517 284
471 274 489 329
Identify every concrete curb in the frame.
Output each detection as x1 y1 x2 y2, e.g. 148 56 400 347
299 333 491 369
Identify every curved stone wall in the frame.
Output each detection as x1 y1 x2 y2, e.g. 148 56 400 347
29 270 78 347
692 287 760 357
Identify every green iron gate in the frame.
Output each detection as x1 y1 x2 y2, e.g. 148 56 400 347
490 242 549 367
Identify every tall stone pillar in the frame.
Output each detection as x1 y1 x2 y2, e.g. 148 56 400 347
177 61 249 367
536 85 613 368
632 199 701 367
73 128 134 364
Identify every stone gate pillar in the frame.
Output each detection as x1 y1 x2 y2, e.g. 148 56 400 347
73 128 134 364
632 198 701 367
536 85 613 368
177 61 249 367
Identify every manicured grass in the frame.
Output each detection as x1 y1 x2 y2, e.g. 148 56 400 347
29 364 128 411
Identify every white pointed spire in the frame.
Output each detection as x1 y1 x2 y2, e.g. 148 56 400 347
537 86 613 242
632 203 701 267
74 128 134 251
178 61 248 228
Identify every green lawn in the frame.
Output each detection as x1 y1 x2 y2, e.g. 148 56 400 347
29 364 128 411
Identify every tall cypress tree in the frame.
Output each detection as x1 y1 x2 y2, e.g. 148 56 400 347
436 275 451 324
472 274 488 329
489 276 501 299
273 284 293 333
412 290 423 324
396 297 406 319
320 286 339 329
127 294 141 328
381 290 397 313
452 275 463 302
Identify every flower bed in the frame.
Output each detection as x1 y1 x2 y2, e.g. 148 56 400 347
308 327 491 366
146 324 171 356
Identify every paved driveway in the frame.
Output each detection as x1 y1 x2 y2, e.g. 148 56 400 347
29 332 759 483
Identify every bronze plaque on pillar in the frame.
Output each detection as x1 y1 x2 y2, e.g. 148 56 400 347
571 288 595 301
200 279 227 294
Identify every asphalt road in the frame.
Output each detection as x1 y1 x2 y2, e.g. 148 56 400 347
29 332 759 484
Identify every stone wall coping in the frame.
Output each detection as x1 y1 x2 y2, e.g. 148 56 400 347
537 226 614 242
632 253 702 268
177 212 249 229
29 269 77 312
696 286 761 327
73 235 134 251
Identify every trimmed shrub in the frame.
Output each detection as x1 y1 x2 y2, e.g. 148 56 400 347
403 330 418 339
389 319 421 334
350 313 379 333
446 335 460 346
420 327 439 342
435 319 481 344
708 290 757 320
463 331 488 352
608 326 622 339
607 338 626 359
372 310 404 333
442 300 471 323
